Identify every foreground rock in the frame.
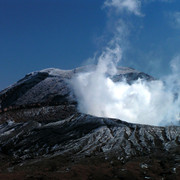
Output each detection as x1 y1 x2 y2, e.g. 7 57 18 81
0 67 179 179
0 113 180 160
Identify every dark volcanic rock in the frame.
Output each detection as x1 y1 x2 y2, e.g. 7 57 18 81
0 67 179 179
0 114 179 160
0 67 153 112
0 66 154 122
0 114 179 179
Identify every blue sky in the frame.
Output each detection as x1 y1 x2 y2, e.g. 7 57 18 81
0 0 180 90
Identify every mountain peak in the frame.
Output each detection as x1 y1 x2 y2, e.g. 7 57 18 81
0 66 179 179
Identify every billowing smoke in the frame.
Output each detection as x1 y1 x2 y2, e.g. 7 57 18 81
70 0 180 126
71 49 180 126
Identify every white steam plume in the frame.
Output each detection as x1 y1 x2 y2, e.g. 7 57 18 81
104 0 142 16
70 1 180 126
71 48 180 126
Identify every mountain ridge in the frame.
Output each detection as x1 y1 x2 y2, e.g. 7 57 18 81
0 66 179 179
0 66 153 113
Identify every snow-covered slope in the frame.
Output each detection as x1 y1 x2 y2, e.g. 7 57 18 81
0 67 179 179
0 113 179 161
0 66 153 112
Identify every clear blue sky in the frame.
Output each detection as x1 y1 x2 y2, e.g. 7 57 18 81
0 0 180 90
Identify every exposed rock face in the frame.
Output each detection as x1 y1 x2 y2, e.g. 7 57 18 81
0 66 153 112
0 67 179 179
0 114 179 160
0 66 154 123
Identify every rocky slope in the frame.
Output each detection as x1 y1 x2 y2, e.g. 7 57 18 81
0 66 179 180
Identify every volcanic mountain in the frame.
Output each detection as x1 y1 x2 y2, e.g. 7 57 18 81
0 67 179 180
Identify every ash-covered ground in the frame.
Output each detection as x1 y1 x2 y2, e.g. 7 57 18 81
0 67 179 180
